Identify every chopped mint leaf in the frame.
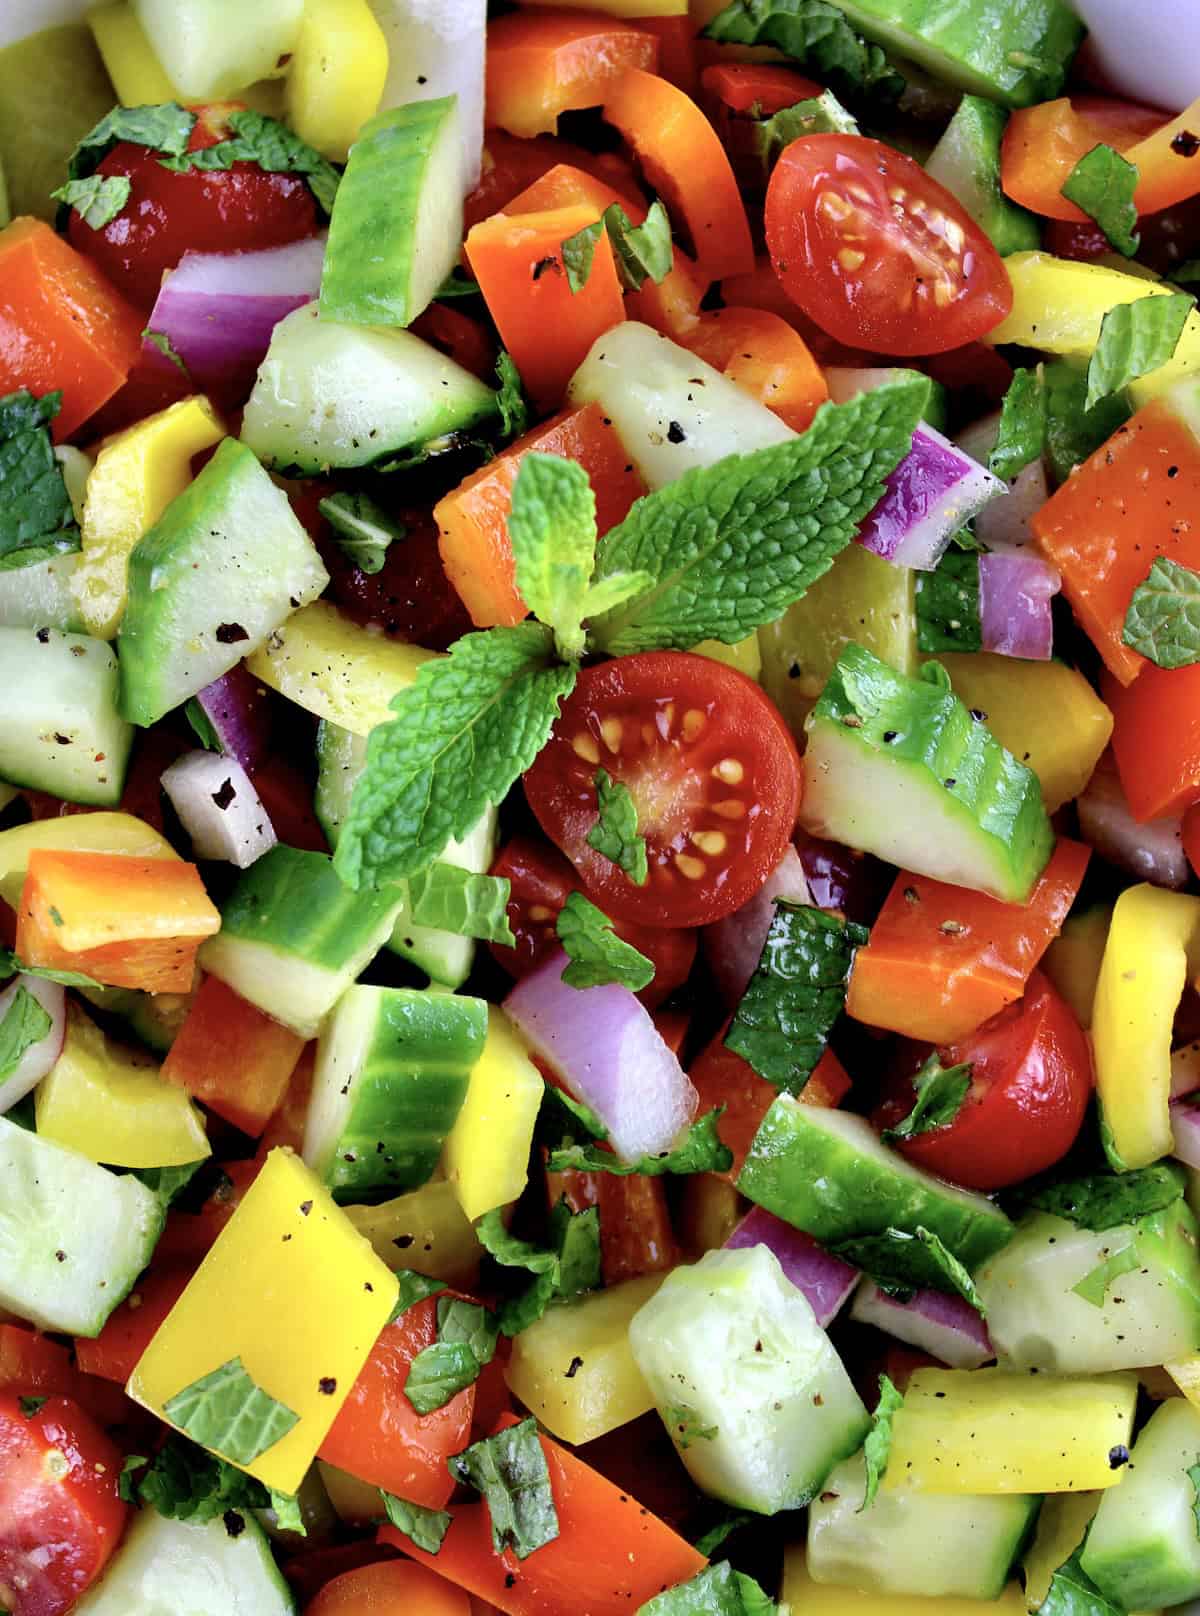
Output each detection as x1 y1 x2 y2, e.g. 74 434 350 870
0 986 52 1082
381 1490 452 1552
436 268 482 299
1070 1242 1141 1307
50 174 131 229
555 891 654 992
1123 556 1200 668
1174 260 1200 285
586 769 648 887
133 1435 270 1523
1042 360 1132 484
163 1356 300 1465
268 1487 306 1535
495 350 529 441
118 1454 146 1504
546 1108 731 1178
725 902 868 1094
1018 1162 1185 1232
407 863 516 945
1190 1464 1200 1538
753 91 859 173
539 1081 609 1144
0 389 80 572
184 698 221 752
388 1270 447 1321
142 329 191 380
734 1573 777 1616
160 109 339 214
448 1416 560 1559
1085 291 1195 411
437 1297 500 1368
915 549 981 655
552 1197 602 1298
18 1395 48 1417
508 451 598 660
881 1055 973 1144
665 1404 719 1449
861 1374 903 1510
702 0 904 103
318 491 405 576
832 1226 986 1315
476 1209 561 1275
477 1201 600 1335
132 1160 207 1208
603 200 673 292
990 366 1045 482
405 1339 481 1414
66 103 195 183
1035 1544 1122 1616
692 1512 753 1557
639 1560 777 1616
561 217 604 294
1061 143 1140 258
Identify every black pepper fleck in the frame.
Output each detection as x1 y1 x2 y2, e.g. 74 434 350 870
318 1377 337 1395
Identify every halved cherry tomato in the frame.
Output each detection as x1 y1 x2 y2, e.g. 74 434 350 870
1000 95 1166 223
320 508 474 652
523 652 802 929
871 971 1092 1192
765 134 1012 356
0 1393 127 1616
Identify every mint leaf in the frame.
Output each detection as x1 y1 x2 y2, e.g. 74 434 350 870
1123 556 1200 668
437 268 481 299
603 200 673 292
405 1339 480 1414
160 109 339 213
268 1487 306 1535
1042 359 1132 484
915 549 981 654
0 948 102 989
1035 1544 1123 1616
1070 1242 1141 1307
539 1081 609 1144
66 103 195 182
734 1574 777 1616
579 568 654 620
665 1404 718 1449
587 377 928 655
702 0 903 102
476 1210 561 1275
546 1108 731 1178
407 863 515 945
131 1160 207 1208
725 902 867 1094
990 367 1045 481
585 769 648 887
1190 1465 1200 1537
692 1513 753 1557
163 1357 300 1465
832 1226 986 1315
388 1270 447 1321
184 698 221 752
1085 291 1195 411
556 890 654 991
861 1374 903 1510
0 986 52 1080
142 328 191 380
118 1455 146 1504
477 1202 600 1335
381 1490 452 1552
561 218 603 294
640 1560 777 1616
333 623 576 889
495 350 529 441
437 1297 500 1367
881 1055 973 1144
554 1197 602 1297
0 389 80 571
133 1435 269 1523
753 91 858 173
1061 143 1140 258
51 174 131 229
18 1395 47 1417
1018 1162 1185 1231
318 491 405 576
448 1416 559 1559
508 451 598 659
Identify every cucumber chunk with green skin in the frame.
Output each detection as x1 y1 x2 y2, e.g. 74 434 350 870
629 1246 869 1513
320 97 462 329
0 626 132 805
976 1205 1200 1374
303 984 487 1201
0 1116 164 1337
808 1451 1040 1600
199 846 404 1039
739 1099 1013 1270
1081 1398 1200 1610
117 438 328 727
925 96 1041 258
799 643 1053 902
0 555 85 631
241 303 499 476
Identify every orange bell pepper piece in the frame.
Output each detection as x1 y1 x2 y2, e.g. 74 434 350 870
74 1266 194 1385
256 1043 317 1159
504 161 645 220
307 1561 470 1616
0 1324 130 1428
1104 662 1200 823
16 850 220 993
486 11 659 138
435 401 646 628
161 974 306 1137
1000 96 1163 223
700 62 823 114
635 16 699 95
467 130 644 230
624 246 708 338
846 838 1091 1045
681 305 828 432
0 218 144 441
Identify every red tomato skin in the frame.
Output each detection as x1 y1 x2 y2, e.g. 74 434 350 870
0 1393 127 1616
523 651 802 929
765 134 1012 355
872 971 1091 1192
319 510 474 653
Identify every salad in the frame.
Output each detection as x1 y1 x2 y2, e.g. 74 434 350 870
1 0 1200 1612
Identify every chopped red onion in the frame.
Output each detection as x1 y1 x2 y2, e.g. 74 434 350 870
857 424 1003 571
160 752 277 868
193 666 274 775
0 976 66 1114
504 950 698 1162
725 1205 858 1328
978 543 1061 660
1172 1100 1200 1170
1078 755 1188 889
702 845 809 1008
1172 1042 1200 1100
975 456 1049 552
851 1279 993 1369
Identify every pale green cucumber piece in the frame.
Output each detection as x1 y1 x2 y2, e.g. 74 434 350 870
304 983 487 1201
118 438 327 727
739 1099 1013 1270
629 1246 869 1513
241 303 499 476
131 0 302 98
808 1452 1039 1600
0 626 132 805
925 96 1040 258
320 97 462 328
976 1205 1200 1374
0 1115 164 1337
800 643 1053 902
0 25 115 222
74 1504 295 1615
1081 1398 1200 1610
199 845 404 1038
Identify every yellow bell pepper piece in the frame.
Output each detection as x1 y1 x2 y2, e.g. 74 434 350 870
88 3 177 103
782 1546 1028 1615
1022 1492 1099 1609
35 1002 209 1169
343 1178 482 1287
984 253 1200 407
245 601 437 736
284 0 388 163
129 1147 397 1494
676 1172 742 1256
0 812 178 911
691 635 763 681
1093 884 1200 1170
442 1007 542 1222
1042 904 1112 1031
934 653 1112 815
505 1274 663 1445
1165 1355 1200 1410
884 1367 1138 1494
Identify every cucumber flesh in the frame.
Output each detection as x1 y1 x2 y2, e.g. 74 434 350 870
131 0 302 98
925 96 1041 258
0 555 83 631
0 626 132 805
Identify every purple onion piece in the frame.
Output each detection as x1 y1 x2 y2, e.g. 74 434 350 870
701 846 809 1008
1172 1100 1200 1171
1077 756 1187 889
851 1279 993 1369
194 665 275 775
794 831 894 928
725 1205 859 1329
978 544 1061 661
857 425 1004 572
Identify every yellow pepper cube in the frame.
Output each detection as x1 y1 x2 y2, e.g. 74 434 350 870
442 1007 543 1222
128 1147 397 1494
344 1179 483 1288
0 812 179 912
1042 904 1112 1031
88 2 177 104
284 0 388 162
782 1546 1028 1616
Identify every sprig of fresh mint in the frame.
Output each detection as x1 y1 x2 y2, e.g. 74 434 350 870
1061 143 1139 258
1085 291 1194 410
508 453 598 660
556 891 654 991
1123 555 1200 668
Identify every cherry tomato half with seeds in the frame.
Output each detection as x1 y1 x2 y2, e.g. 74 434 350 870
765 134 1012 356
523 651 802 929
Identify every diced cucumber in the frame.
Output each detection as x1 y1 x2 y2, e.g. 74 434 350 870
199 845 404 1038
0 1115 163 1336
241 303 499 475
131 0 303 98
1081 1398 1200 1610
320 97 462 328
925 96 1041 258
628 1246 869 1513
0 626 132 805
118 438 328 726
303 983 487 1201
976 1206 1200 1374
808 1451 1039 1600
800 644 1054 903
0 556 82 631
739 1099 1013 1271
74 1504 295 1615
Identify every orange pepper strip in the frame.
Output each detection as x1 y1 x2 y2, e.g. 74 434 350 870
486 11 659 138
504 160 646 220
0 217 144 441
1105 663 1200 823
307 1560 471 1616
699 62 822 114
681 305 828 432
1123 95 1200 214
0 1323 130 1427
999 96 1164 223
256 1043 317 1159
624 245 708 337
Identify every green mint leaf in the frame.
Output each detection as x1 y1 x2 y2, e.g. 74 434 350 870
476 1209 561 1275
0 956 103 990
184 698 221 752
18 1395 48 1417
702 0 903 102
915 549 981 655
881 1055 973 1144
333 623 576 889
1085 291 1195 411
1042 359 1132 484
405 1339 481 1414
556 890 654 991
546 1107 731 1178
585 769 648 887
665 1404 719 1449
640 1560 775 1616
436 268 482 299
832 1226 986 1315
508 451 598 659
134 1435 270 1523
725 902 867 1094
478 1202 600 1335
160 109 339 214
1122 555 1200 668
1070 1241 1141 1307
950 525 987 553
0 389 80 572
692 1513 753 1557
318 491 405 576
587 377 928 655
495 350 529 441
50 174 131 229
734 1574 777 1616
67 103 195 182
1061 143 1140 258
989 366 1046 481
381 1490 452 1552
118 1455 146 1504
538 1081 609 1144
388 1270 447 1322
268 1487 306 1535
1035 1544 1123 1616
448 1416 559 1559
407 863 515 945
437 1296 500 1368
579 569 655 620
1018 1162 1185 1232
603 200 673 292
753 91 859 173
561 218 603 294
1190 1465 1200 1538
551 1197 602 1298
131 1160 208 1208
142 328 191 381
0 986 53 1081
861 1374 904 1511
163 1356 300 1466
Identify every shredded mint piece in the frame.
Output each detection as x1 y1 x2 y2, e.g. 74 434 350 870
477 1202 600 1335
18 1395 48 1417
561 218 604 294
159 109 339 213
388 1270 447 1321
603 200 673 292
585 769 648 887
665 1404 719 1449
407 863 515 945
0 389 80 571
1071 1242 1141 1307
990 366 1045 481
476 1210 561 1275
861 1374 903 1510
1035 1543 1123 1616
381 1490 452 1552
832 1226 986 1315
1123 556 1200 668
318 491 405 575
1085 291 1195 411
142 328 191 380
436 268 481 299
1042 359 1132 484
508 451 598 660
546 1108 731 1178
556 891 654 992
702 0 903 102
163 1356 300 1465
639 1560 778 1616
184 698 220 752
132 1160 207 1208
66 102 195 183
50 173 131 229
405 1339 481 1414
915 549 981 655
753 90 859 172
881 1055 973 1144
437 1297 500 1368
0 986 52 1081
118 1454 146 1504
268 1487 306 1535
692 1512 753 1557
133 1434 270 1523
1061 143 1140 258
1018 1162 1185 1232
448 1417 560 1559
495 350 529 441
